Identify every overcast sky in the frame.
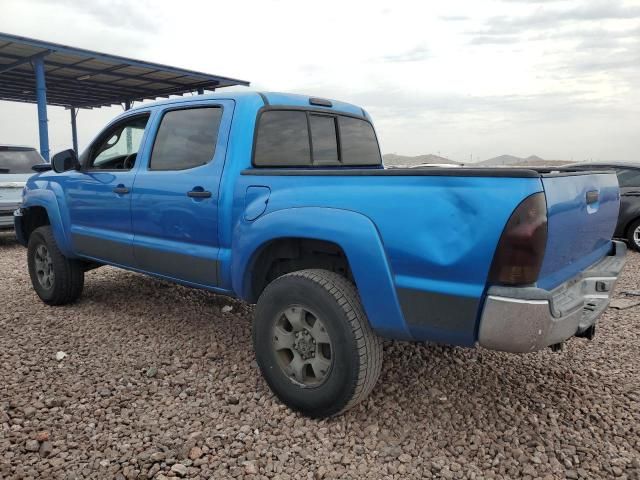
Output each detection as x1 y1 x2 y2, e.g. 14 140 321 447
1 0 639 162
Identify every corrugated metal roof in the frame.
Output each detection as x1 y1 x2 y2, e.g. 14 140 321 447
0 32 250 109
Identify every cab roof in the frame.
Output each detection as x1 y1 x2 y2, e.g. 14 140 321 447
129 91 368 118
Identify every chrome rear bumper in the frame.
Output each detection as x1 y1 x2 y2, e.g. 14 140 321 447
478 241 627 353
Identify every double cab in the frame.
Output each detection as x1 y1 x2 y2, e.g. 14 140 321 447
16 92 626 417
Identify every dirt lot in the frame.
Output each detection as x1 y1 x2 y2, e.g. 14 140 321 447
1 231 639 480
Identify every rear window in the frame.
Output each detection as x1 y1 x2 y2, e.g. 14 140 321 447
0 148 43 174
253 109 381 167
615 168 640 188
150 107 222 171
254 111 310 166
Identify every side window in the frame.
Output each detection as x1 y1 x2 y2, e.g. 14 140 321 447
149 107 222 171
338 116 381 166
254 111 311 166
88 114 149 170
309 114 339 165
616 168 640 188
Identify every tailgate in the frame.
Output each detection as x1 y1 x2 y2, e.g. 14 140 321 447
0 173 27 207
537 171 619 289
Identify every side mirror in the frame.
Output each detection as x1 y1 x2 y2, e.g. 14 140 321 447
51 149 80 173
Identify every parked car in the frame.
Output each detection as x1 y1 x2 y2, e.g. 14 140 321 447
0 145 43 230
567 162 640 251
15 92 626 417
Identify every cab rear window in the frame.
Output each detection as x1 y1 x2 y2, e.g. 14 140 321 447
0 148 43 174
253 109 381 167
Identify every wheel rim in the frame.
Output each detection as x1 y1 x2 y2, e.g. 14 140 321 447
271 306 333 387
634 225 640 247
34 244 54 290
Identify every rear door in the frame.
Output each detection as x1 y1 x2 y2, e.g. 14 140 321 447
131 100 233 287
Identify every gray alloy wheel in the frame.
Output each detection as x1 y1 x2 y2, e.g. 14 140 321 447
253 269 383 418
272 306 333 387
27 226 85 305
34 244 55 290
627 219 640 252
634 225 640 249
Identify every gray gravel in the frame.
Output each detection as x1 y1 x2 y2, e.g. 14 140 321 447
1 231 639 479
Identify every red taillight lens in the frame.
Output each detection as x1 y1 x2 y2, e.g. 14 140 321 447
488 192 548 286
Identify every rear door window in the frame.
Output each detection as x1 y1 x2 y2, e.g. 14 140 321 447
150 107 223 171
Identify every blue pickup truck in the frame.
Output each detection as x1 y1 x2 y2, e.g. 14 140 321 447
15 92 626 417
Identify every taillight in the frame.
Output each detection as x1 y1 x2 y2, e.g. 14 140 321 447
488 192 547 286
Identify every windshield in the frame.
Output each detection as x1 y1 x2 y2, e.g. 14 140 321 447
0 148 44 174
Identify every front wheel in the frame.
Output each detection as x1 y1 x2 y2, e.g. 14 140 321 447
253 269 383 418
27 226 85 305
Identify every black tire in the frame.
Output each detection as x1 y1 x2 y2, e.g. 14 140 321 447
627 219 640 252
27 226 84 305
253 269 383 418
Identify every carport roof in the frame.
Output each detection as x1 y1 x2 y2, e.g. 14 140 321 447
0 32 250 109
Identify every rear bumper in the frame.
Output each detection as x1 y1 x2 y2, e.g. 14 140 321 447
478 240 627 353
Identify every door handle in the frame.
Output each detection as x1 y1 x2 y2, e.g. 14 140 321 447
187 190 212 198
113 186 130 194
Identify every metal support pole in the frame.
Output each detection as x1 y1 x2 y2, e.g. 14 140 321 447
33 57 50 161
124 100 132 152
70 107 78 154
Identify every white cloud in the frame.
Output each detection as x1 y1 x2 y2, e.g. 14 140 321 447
0 0 638 161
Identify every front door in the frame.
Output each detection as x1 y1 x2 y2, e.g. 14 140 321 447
131 100 233 287
65 113 151 266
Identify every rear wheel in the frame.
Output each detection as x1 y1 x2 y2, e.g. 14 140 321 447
27 226 84 305
627 219 640 251
253 269 383 418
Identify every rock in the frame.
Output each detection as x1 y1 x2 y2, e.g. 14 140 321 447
35 431 49 442
398 453 412 463
98 388 111 397
39 441 53 458
221 305 233 313
244 461 258 474
189 447 203 460
227 395 240 405
171 463 188 477
55 351 67 361
146 366 158 378
23 406 37 418
25 440 39 452
150 451 166 462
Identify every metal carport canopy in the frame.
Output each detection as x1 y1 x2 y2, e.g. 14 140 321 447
0 32 250 160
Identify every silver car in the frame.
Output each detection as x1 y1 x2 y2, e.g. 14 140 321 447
0 146 44 230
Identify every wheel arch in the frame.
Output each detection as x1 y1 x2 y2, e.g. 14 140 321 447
20 191 73 256
232 207 412 340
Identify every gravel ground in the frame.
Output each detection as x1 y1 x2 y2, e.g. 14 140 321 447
1 231 639 480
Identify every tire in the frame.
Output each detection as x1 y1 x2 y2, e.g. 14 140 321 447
27 226 84 305
253 269 383 418
627 219 640 252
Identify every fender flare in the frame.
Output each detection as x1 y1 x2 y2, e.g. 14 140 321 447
22 188 74 257
232 207 412 340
